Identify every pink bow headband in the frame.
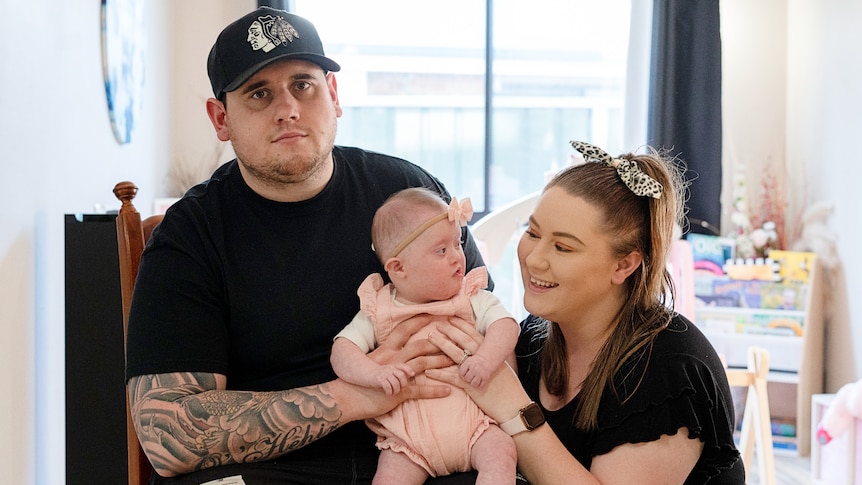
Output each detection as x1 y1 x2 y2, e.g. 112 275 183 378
389 197 474 258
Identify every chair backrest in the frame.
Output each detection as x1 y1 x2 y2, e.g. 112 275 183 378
113 181 163 485
470 192 540 267
470 192 540 321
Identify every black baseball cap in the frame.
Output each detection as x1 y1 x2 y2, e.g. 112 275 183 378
207 7 341 99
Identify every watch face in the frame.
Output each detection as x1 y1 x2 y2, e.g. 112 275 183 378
522 402 545 429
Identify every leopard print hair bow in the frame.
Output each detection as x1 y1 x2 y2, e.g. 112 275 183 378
570 141 663 199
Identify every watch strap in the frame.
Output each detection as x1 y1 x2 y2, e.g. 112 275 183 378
499 413 527 435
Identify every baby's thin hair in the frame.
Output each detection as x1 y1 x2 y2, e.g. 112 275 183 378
372 187 447 262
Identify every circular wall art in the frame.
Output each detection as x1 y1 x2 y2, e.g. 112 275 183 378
101 0 146 144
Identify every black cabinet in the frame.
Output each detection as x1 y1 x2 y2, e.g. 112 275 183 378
64 214 129 483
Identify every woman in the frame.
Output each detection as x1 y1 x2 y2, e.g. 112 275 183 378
427 141 744 484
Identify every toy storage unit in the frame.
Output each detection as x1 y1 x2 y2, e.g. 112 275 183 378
694 258 824 456
811 394 862 484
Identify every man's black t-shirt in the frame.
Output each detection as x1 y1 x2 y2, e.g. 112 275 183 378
125 146 489 484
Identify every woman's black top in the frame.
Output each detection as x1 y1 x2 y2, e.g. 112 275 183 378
515 314 745 484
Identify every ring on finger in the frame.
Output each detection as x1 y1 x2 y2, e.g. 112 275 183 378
458 348 472 366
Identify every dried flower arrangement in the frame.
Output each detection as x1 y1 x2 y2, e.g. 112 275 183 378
166 143 227 197
728 161 787 259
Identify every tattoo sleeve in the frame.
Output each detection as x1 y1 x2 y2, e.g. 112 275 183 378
128 372 343 475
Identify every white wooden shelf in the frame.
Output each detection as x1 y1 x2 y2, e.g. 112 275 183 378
694 258 824 456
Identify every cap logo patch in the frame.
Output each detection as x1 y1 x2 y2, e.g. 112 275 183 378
247 15 300 53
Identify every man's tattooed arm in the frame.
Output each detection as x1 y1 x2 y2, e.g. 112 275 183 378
127 372 343 477
126 317 457 477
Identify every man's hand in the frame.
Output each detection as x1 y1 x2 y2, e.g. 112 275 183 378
331 371 450 423
369 314 454 373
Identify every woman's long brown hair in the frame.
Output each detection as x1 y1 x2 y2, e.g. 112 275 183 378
535 148 687 430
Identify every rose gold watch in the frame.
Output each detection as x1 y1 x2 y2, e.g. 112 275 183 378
499 401 545 436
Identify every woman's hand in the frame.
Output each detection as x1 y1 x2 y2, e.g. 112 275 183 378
425 318 531 424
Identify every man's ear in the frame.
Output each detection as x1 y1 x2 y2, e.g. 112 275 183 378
206 97 231 142
327 72 343 118
611 250 643 285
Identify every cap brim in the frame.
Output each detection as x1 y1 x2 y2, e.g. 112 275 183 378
222 53 341 96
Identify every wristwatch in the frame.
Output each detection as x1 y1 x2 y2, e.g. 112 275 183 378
499 401 545 436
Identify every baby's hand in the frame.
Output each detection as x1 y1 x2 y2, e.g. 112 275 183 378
373 363 415 395
459 354 494 389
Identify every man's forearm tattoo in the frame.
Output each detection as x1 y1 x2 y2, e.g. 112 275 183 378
129 373 343 472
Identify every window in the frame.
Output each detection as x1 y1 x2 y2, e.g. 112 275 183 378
294 0 632 215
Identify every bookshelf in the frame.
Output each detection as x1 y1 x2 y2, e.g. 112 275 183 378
694 257 824 456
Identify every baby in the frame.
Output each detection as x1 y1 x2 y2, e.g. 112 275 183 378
331 187 520 485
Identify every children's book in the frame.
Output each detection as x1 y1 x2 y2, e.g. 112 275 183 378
723 258 781 281
768 250 817 284
687 233 734 276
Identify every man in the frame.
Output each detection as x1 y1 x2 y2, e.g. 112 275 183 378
125 7 489 484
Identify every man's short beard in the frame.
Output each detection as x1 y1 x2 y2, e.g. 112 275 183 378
239 154 325 186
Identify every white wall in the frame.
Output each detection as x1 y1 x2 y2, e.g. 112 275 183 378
722 0 862 390
719 0 787 232
785 0 862 390
0 1 250 483
1 2 165 483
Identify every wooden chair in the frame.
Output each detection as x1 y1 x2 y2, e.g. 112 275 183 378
113 181 164 485
725 346 776 485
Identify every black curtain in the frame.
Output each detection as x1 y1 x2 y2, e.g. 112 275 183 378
647 0 722 235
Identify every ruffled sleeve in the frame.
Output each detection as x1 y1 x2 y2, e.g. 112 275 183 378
462 266 489 297
357 273 385 322
593 317 742 483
